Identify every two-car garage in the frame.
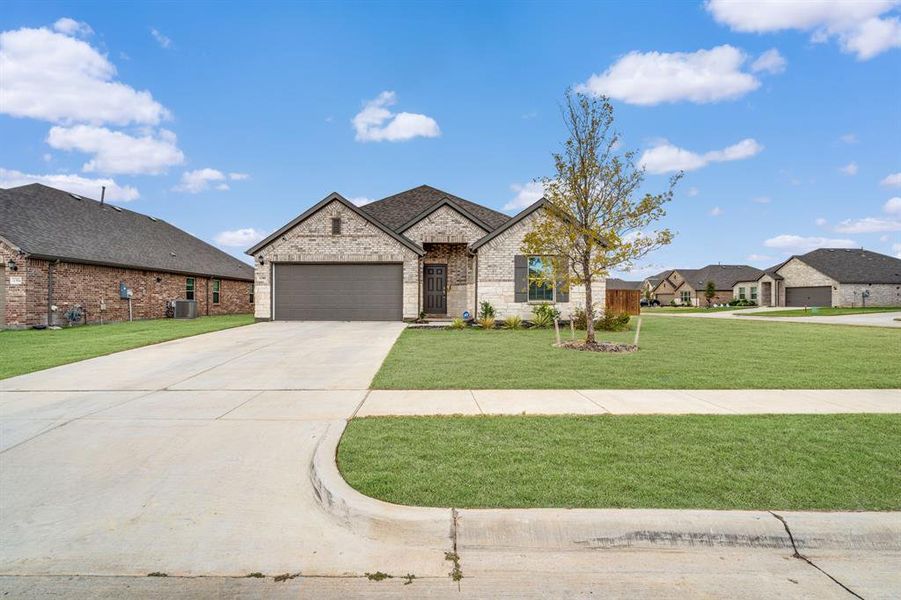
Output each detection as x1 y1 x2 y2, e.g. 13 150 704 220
272 263 403 321
785 286 832 307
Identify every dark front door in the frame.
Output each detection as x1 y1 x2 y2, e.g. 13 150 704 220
424 264 447 314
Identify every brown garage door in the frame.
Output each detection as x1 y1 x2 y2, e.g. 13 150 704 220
273 263 403 321
785 286 832 307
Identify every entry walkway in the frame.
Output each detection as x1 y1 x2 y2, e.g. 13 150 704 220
357 388 901 416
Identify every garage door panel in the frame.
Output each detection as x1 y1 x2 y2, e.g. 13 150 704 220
274 263 403 321
785 286 831 307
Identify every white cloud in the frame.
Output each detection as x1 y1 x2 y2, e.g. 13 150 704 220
352 91 440 142
815 217 828 226
747 253 774 262
709 206 723 216
686 186 700 197
349 196 374 206
639 138 763 174
893 242 901 258
215 183 230 191
750 48 787 73
764 234 857 252
173 168 227 193
884 197 901 214
706 0 901 60
753 196 771 204
881 172 901 187
839 133 859 144
150 28 172 49
0 25 169 125
0 167 139 201
46 125 184 174
839 161 859 175
228 172 249 180
577 45 766 105
505 181 546 211
52 18 92 37
834 217 901 233
214 228 266 247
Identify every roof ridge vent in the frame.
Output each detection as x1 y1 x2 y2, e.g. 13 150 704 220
68 193 83 200
148 215 158 222
111 205 122 212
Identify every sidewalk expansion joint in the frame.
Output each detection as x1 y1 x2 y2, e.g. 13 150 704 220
446 507 463 588
769 511 863 599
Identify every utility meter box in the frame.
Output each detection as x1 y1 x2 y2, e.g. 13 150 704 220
118 281 133 299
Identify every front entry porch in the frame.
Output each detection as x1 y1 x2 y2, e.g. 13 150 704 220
420 242 475 318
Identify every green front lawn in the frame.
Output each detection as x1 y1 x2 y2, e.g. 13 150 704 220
641 306 751 314
371 317 901 389
338 414 901 510
0 314 254 379
741 307 901 317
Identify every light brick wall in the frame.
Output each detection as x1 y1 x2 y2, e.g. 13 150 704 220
252 200 420 319
837 283 901 307
402 205 487 245
475 210 605 319
777 258 837 287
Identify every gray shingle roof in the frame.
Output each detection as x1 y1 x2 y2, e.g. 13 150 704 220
0 184 254 281
606 278 644 290
783 248 901 284
687 265 766 289
360 185 510 232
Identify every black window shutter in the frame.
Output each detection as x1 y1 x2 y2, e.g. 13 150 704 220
514 255 528 302
556 271 570 302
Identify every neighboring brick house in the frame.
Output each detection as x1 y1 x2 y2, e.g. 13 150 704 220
650 265 765 306
0 184 254 328
247 185 605 321
733 248 901 307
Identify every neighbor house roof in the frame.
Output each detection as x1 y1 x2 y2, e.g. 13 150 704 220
0 184 254 281
606 278 644 290
653 265 766 292
361 185 510 231
774 248 901 284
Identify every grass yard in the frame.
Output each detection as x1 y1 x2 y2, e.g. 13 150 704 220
741 307 901 317
641 306 752 314
371 316 901 389
0 314 254 380
338 414 901 511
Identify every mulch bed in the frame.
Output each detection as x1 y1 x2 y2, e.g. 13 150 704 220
554 340 638 353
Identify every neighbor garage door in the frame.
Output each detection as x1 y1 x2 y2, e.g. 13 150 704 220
273 263 403 321
785 286 832 307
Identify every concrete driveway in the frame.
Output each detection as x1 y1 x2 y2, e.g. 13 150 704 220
647 306 901 328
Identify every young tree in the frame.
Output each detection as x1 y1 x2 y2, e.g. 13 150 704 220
704 280 717 307
522 91 679 344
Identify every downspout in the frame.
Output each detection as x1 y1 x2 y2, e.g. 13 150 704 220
473 251 478 319
47 260 54 327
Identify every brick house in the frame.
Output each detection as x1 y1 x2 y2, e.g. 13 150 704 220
0 184 254 328
650 265 766 306
247 185 605 321
732 248 901 307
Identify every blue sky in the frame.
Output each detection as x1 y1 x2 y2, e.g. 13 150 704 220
2 1 900 276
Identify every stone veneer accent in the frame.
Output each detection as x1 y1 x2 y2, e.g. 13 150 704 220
252 199 420 319
476 210 605 319
403 205 487 317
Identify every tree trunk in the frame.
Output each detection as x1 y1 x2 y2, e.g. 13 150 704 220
583 258 595 344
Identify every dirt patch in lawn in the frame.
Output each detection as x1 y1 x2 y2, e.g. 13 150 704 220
555 340 637 353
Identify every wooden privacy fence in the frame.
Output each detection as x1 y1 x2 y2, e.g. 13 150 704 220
606 289 641 315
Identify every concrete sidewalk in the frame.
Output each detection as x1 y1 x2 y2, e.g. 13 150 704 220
356 388 901 416
646 306 901 328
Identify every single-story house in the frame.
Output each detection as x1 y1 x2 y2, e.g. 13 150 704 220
0 184 255 328
650 265 765 306
734 248 901 307
246 185 605 321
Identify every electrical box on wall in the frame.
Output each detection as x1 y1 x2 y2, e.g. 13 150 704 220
118 281 132 299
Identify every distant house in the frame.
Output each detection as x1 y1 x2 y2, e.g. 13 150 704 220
733 248 901 307
605 278 644 291
1 184 255 328
650 265 766 306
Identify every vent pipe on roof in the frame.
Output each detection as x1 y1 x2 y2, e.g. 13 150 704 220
100 186 106 206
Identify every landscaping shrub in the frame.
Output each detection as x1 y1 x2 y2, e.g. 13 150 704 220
572 307 630 331
476 316 496 329
532 311 554 328
449 317 466 330
504 315 523 330
479 300 496 319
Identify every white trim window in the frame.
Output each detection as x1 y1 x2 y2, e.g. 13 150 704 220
680 290 691 304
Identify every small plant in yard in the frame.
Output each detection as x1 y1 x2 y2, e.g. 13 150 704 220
503 315 523 329
596 311 630 331
476 315 496 329
449 317 466 330
479 300 495 319
532 310 554 328
533 303 560 321
705 280 716 307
